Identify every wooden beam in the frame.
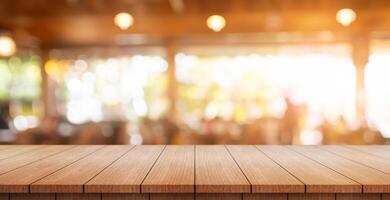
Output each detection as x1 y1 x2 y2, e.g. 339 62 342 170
166 42 177 120
2 8 390 46
351 31 369 123
169 0 185 15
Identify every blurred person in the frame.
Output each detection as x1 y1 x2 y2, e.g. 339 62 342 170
71 122 107 144
15 116 61 144
0 103 12 143
160 117 179 144
280 97 301 144
112 121 130 144
0 103 10 129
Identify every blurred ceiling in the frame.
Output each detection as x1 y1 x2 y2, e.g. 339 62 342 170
1 0 390 47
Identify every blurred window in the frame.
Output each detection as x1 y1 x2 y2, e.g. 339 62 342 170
0 55 41 131
46 49 168 124
365 40 390 138
175 44 357 132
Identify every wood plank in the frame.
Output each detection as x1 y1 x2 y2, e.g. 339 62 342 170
150 194 193 200
0 146 74 175
196 145 250 193
56 193 100 200
289 146 390 193
0 146 41 160
31 146 133 193
383 194 390 200
0 145 10 151
10 193 55 200
0 194 8 200
196 194 241 200
227 145 304 193
0 144 12 153
102 194 148 200
288 194 335 200
0 145 103 193
243 194 287 200
335 194 380 200
346 145 390 160
320 146 390 174
142 145 194 193
257 146 360 193
85 145 164 193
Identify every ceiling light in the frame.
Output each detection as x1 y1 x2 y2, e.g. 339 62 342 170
207 15 226 32
0 36 16 57
114 12 134 30
336 8 356 26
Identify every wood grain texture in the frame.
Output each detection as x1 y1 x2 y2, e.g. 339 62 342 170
257 146 360 193
346 145 390 160
85 145 164 193
335 194 380 200
382 194 390 200
227 145 304 193
0 194 8 200
243 194 287 200
0 145 102 193
142 145 194 193
10 193 55 200
56 193 100 200
150 194 194 200
288 193 335 200
0 145 10 151
196 193 241 200
31 146 133 193
320 146 390 174
102 194 149 200
0 145 390 196
0 146 74 175
196 145 250 193
289 145 390 193
0 146 39 160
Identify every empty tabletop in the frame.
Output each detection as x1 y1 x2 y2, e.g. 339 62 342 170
0 145 389 197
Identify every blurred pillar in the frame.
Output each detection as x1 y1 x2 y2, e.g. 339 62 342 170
40 48 56 119
351 32 369 124
166 43 177 120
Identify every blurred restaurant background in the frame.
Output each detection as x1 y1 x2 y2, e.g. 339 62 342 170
0 0 390 145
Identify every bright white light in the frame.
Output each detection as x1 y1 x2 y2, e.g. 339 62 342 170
207 15 226 32
101 85 119 105
130 133 143 145
0 36 16 57
336 8 356 26
133 98 148 116
114 12 134 30
176 51 356 127
74 59 88 71
13 116 39 131
365 53 390 138
66 99 102 124
13 116 28 131
300 129 323 145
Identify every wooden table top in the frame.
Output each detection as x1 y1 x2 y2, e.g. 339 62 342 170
0 145 390 194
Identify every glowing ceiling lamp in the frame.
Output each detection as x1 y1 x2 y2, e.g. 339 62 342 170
207 15 226 32
336 8 356 26
0 36 16 57
114 12 134 30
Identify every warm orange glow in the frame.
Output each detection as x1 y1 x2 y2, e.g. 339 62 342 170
114 12 134 30
207 15 226 32
336 8 356 26
0 36 16 57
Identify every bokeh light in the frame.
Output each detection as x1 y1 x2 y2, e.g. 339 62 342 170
0 36 16 57
114 12 134 30
336 8 356 26
207 15 226 32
